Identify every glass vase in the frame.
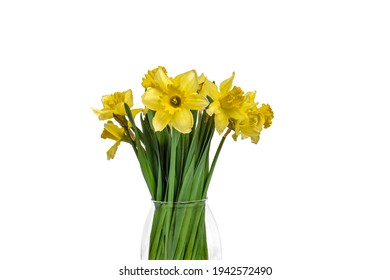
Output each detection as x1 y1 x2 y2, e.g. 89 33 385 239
141 199 222 260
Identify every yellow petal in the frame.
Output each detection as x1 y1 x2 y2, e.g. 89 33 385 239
107 140 121 160
142 66 167 88
171 109 193 134
142 88 163 111
214 110 229 134
154 68 172 92
103 121 124 140
206 102 219 116
251 134 260 144
197 73 207 95
173 70 198 93
204 79 219 101
219 72 235 95
225 107 246 120
124 89 133 107
183 93 209 110
131 108 144 118
101 127 115 140
198 73 206 86
153 110 172 131
92 108 113 120
244 91 257 104
115 103 126 116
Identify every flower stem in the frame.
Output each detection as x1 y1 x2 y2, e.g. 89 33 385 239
203 128 231 198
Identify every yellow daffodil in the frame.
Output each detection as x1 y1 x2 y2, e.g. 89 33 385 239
93 90 133 120
101 121 128 160
141 68 209 133
233 91 274 143
259 103 274 129
142 66 168 89
204 73 246 134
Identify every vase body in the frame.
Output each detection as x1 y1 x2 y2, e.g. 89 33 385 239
141 199 221 260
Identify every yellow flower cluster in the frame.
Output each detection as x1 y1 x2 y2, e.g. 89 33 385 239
93 90 141 159
141 67 273 142
93 67 273 159
200 72 273 144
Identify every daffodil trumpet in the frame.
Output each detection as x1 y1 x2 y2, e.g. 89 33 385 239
93 67 273 259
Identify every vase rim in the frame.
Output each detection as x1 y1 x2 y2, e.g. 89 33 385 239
151 198 207 204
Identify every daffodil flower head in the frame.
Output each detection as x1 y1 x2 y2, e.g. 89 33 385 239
259 103 274 128
219 86 245 110
141 68 209 134
93 90 133 120
233 91 274 144
205 73 247 134
142 66 168 89
101 121 128 160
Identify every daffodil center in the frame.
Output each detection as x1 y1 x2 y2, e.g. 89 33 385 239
170 96 182 108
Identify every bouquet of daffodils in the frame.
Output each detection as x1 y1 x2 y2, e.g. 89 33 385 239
93 67 273 259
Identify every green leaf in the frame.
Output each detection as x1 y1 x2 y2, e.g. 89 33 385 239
125 103 156 198
166 128 180 202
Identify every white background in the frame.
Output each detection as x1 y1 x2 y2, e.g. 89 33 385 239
1 0 389 279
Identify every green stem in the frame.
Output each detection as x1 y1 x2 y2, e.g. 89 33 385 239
148 205 167 259
203 129 230 198
191 209 207 259
184 203 207 259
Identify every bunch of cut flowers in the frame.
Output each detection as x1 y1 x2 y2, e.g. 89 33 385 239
93 66 273 260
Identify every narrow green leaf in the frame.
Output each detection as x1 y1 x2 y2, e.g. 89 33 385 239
203 135 226 198
124 103 156 198
166 128 179 202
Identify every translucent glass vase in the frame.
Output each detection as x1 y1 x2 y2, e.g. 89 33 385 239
141 199 222 260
